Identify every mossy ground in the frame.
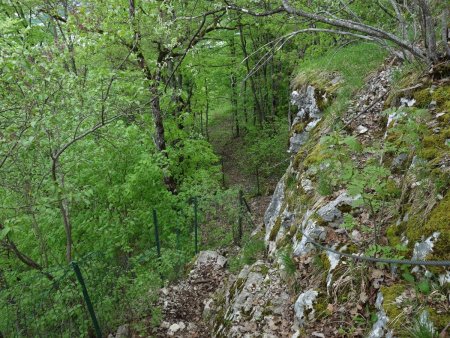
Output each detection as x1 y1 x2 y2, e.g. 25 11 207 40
380 284 407 331
405 192 449 255
289 122 307 138
428 307 450 332
419 127 450 161
414 85 450 112
416 192 450 274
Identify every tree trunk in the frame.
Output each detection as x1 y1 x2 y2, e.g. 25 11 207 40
416 0 438 62
239 24 263 126
230 36 240 137
51 158 73 263
243 80 248 124
443 7 450 58
129 0 176 192
150 71 167 153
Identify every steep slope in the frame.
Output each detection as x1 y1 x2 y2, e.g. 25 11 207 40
206 55 449 337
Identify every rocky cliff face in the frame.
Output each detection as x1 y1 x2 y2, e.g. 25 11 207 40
207 61 449 337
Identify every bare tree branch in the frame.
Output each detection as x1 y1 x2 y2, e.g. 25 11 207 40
281 0 427 62
0 222 54 280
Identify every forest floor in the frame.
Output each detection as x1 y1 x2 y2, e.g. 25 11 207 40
209 112 275 230
208 113 254 189
141 114 276 337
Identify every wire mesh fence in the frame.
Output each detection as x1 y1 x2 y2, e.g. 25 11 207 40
0 189 254 337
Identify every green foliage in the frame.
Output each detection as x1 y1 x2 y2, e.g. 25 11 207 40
236 117 290 194
296 43 387 115
315 132 394 215
317 172 334 196
341 214 357 230
228 237 266 274
408 319 438 338
279 249 297 277
365 244 407 263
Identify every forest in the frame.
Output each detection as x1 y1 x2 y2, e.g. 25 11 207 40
0 0 449 337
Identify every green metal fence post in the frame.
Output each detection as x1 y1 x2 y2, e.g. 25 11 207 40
194 197 199 254
153 209 161 258
71 262 102 338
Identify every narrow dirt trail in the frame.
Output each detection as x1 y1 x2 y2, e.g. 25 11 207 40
208 113 253 190
134 114 276 338
207 113 273 228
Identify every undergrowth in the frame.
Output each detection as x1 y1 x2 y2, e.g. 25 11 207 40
228 235 266 273
295 42 387 116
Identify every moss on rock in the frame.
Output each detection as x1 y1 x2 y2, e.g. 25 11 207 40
314 293 331 319
428 307 450 332
422 193 450 274
290 122 307 137
380 284 407 330
292 70 341 95
304 143 329 168
413 88 433 108
419 127 450 161
319 252 331 271
432 85 450 112
405 192 449 247
269 217 282 241
386 224 404 248
403 192 449 273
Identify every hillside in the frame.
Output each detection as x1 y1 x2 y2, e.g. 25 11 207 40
146 46 449 338
1 1 449 337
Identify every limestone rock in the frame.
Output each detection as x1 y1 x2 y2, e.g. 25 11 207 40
264 176 286 242
294 290 318 327
195 250 227 269
108 324 130 338
293 210 326 257
316 192 357 227
368 292 393 338
167 322 186 336
412 232 440 261
210 261 294 337
288 86 324 153
356 125 368 134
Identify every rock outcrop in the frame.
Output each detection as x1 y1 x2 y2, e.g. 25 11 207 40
206 261 294 337
156 251 229 337
207 60 449 337
146 60 449 338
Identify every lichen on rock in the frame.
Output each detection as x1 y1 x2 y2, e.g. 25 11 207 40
368 292 393 338
293 289 318 328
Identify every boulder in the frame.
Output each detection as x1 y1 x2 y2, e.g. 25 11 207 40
195 250 227 269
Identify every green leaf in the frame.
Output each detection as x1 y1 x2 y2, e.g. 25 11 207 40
402 272 415 283
417 280 431 294
341 213 356 230
0 226 11 240
343 136 362 152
